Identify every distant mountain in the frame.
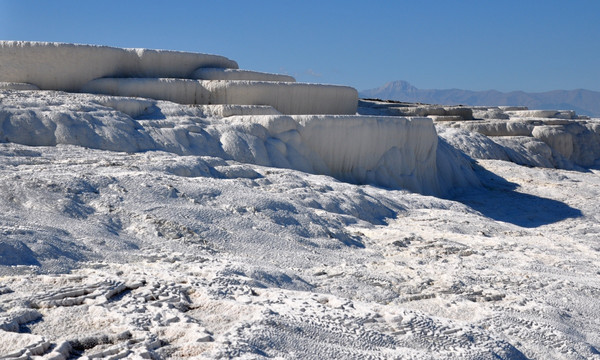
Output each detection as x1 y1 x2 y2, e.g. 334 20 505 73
360 81 600 117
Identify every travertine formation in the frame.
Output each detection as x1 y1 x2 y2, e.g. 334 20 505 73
0 41 357 115
2 44 600 360
0 90 475 195
0 41 482 195
359 99 600 169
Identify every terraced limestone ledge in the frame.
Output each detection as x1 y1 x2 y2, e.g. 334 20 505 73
0 41 238 91
81 78 358 115
0 90 480 195
223 114 446 193
359 99 600 169
192 68 296 82
0 41 358 115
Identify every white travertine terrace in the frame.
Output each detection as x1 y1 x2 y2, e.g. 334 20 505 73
359 100 600 169
0 41 358 115
0 41 485 194
81 78 359 115
221 114 453 194
0 82 40 90
0 41 238 91
191 68 296 82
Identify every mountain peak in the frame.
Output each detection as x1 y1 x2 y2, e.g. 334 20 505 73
362 80 418 96
381 80 417 92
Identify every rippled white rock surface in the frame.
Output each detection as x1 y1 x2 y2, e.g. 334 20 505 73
0 90 599 359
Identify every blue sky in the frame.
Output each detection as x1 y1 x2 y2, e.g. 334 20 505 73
1 0 599 92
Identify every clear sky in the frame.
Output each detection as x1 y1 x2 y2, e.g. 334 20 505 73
1 0 599 92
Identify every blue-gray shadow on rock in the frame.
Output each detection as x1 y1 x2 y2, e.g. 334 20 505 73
0 240 41 266
453 163 583 228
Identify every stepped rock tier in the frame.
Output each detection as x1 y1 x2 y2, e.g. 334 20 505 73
0 41 483 196
359 99 600 169
0 41 357 115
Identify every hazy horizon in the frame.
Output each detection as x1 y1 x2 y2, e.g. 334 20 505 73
362 80 600 93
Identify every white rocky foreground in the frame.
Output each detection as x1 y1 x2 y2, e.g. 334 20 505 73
1 43 600 359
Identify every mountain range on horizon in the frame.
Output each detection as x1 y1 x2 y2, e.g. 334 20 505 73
360 81 600 117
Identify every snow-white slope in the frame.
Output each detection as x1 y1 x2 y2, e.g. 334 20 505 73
0 90 599 359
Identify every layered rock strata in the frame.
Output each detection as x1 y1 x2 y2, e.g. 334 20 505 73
0 41 357 115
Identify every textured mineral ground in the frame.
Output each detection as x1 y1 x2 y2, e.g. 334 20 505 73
1 42 599 359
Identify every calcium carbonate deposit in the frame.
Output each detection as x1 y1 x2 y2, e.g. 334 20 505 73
1 42 599 359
